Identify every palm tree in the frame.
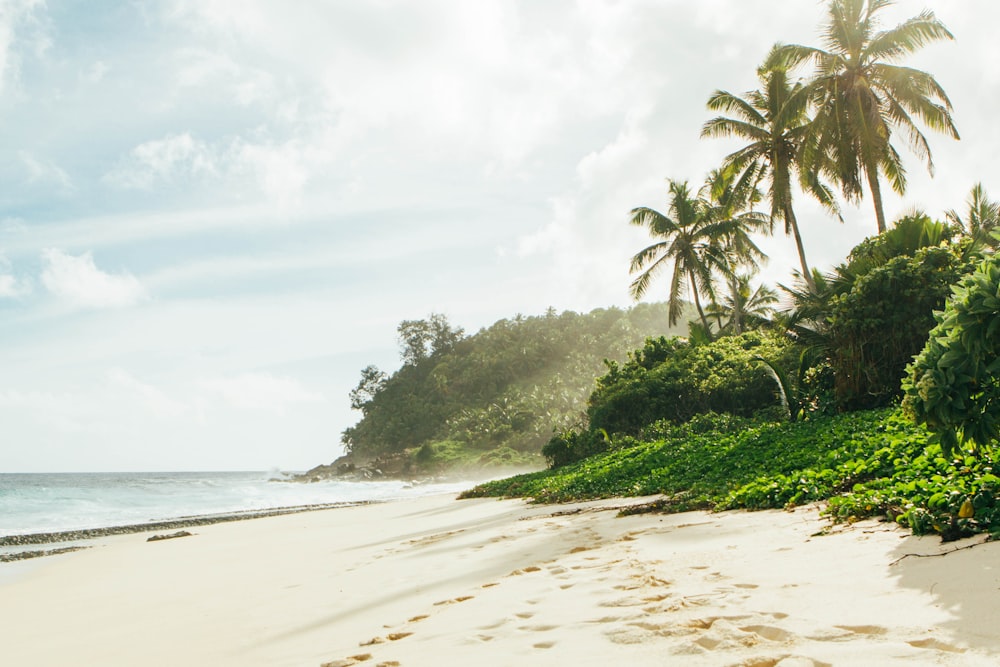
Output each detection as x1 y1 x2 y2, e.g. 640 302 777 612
629 172 767 338
708 273 779 335
946 183 1000 251
702 56 840 289
771 0 959 234
629 180 728 335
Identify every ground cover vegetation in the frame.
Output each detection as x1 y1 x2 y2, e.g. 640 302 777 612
460 1 1000 539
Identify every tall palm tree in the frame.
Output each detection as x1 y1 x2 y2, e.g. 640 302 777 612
629 173 767 338
703 58 840 289
771 0 959 234
946 183 1000 251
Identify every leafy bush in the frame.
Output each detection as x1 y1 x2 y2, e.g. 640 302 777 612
826 245 971 410
587 330 794 436
541 429 610 468
903 253 1000 456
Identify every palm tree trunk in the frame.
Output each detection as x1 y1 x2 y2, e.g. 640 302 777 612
729 274 743 334
866 166 888 234
785 205 815 290
689 270 712 339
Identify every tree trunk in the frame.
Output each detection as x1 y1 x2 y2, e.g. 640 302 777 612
785 204 815 290
689 270 712 339
866 166 888 234
729 274 743 334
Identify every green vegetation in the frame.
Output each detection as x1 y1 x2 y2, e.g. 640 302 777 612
770 0 959 234
341 304 684 473
586 331 794 438
459 1 1000 542
464 409 1000 541
628 171 767 336
904 252 1000 457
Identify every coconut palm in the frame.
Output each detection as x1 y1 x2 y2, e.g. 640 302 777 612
629 180 721 334
708 273 779 335
771 0 959 233
700 166 771 269
629 172 768 338
702 57 840 289
946 183 1000 252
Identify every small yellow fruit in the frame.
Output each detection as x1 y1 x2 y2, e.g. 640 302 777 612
958 499 975 518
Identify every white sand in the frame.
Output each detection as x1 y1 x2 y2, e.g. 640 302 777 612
1 494 999 666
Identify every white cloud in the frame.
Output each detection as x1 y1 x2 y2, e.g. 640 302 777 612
0 273 26 298
200 372 324 415
105 132 219 190
40 248 147 309
0 0 45 95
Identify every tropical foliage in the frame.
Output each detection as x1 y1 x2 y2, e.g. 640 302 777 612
903 253 1000 457
946 183 1000 252
628 170 767 336
320 0 1000 540
586 330 793 438
464 409 1000 541
702 55 840 286
771 0 959 233
341 304 683 470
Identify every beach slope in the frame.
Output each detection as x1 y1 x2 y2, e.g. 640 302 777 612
1 494 998 666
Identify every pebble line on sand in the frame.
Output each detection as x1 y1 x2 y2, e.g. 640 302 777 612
0 502 373 552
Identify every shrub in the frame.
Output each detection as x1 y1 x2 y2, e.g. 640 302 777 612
903 254 1000 456
587 331 794 436
827 245 971 410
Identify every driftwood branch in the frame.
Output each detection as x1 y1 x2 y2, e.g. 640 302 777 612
889 538 992 566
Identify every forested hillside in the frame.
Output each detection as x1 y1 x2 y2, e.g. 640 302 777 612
337 303 684 474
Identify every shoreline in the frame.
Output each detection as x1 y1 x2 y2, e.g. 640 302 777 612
2 493 999 666
0 501 371 561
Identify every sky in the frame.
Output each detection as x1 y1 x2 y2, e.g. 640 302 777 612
1 0 998 472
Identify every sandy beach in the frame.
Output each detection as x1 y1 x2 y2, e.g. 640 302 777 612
1 493 998 666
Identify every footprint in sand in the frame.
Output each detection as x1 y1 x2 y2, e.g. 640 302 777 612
514 611 535 619
907 637 967 653
586 615 622 624
739 625 793 642
321 655 373 667
433 595 474 606
386 632 412 641
533 641 556 649
832 624 887 636
519 624 557 632
724 658 831 667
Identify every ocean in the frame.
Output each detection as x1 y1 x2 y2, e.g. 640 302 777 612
0 471 475 538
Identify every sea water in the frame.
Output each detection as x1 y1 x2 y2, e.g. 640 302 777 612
0 471 475 537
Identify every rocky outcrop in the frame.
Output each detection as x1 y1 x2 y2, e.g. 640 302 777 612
291 452 413 483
